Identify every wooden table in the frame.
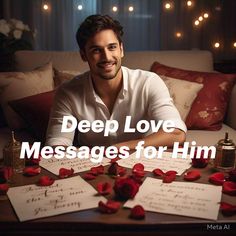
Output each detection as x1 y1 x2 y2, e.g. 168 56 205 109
0 162 236 236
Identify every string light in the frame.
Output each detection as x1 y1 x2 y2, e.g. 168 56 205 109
187 1 192 7
112 6 118 12
175 32 182 38
164 3 172 10
194 20 199 26
128 6 134 12
203 13 209 18
214 42 220 48
233 42 236 48
198 16 203 21
43 4 49 10
77 5 83 10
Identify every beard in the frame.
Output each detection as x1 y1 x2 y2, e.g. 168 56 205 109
94 60 122 80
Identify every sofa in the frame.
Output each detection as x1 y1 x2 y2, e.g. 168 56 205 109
0 50 236 160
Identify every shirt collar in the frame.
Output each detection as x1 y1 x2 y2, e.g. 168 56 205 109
88 66 128 102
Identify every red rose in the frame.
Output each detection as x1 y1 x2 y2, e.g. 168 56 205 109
108 162 126 176
113 177 140 199
130 205 145 219
0 167 13 183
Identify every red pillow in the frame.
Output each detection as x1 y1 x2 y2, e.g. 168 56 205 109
150 62 236 130
9 91 55 142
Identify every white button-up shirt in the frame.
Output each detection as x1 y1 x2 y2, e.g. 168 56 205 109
46 67 187 147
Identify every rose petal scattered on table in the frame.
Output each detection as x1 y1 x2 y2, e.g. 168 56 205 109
23 167 41 176
83 173 96 180
163 171 177 183
152 168 165 177
98 200 121 214
220 202 236 216
0 183 9 195
184 170 201 181
130 205 145 219
38 176 55 186
97 182 112 195
132 170 145 179
0 167 13 183
209 172 225 185
59 168 74 178
132 163 144 172
222 181 236 196
90 165 104 175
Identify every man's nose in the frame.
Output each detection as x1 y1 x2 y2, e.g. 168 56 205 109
101 48 111 61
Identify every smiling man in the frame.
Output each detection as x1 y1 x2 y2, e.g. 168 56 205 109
46 14 187 149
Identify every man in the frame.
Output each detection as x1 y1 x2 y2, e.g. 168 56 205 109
46 14 186 150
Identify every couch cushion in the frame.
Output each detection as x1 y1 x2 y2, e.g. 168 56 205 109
161 75 203 121
0 62 54 130
53 69 80 87
151 62 236 130
9 90 55 143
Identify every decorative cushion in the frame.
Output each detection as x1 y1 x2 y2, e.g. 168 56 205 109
161 75 203 121
151 62 236 130
53 69 79 87
9 91 55 142
0 62 54 129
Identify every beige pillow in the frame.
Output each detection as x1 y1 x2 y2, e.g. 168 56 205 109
160 75 203 121
0 62 54 129
53 69 80 87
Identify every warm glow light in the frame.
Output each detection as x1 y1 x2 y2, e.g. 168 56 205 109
233 42 236 48
198 16 203 21
128 6 134 12
43 4 49 10
214 42 220 48
165 3 171 9
175 32 182 38
203 13 209 18
112 6 118 12
187 1 192 7
194 20 199 26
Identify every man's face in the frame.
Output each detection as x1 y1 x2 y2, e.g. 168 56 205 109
81 29 124 81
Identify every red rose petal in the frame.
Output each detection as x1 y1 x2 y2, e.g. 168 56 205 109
59 168 74 178
220 202 236 216
90 165 104 175
163 172 176 183
97 182 112 195
222 181 236 196
132 163 144 172
0 184 9 195
0 167 13 182
184 170 201 181
98 200 121 214
23 167 41 176
130 205 145 219
83 173 96 180
108 162 126 176
152 168 165 177
209 172 225 185
118 166 126 176
191 150 209 168
38 176 55 186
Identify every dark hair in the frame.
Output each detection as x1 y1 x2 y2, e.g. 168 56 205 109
76 14 123 51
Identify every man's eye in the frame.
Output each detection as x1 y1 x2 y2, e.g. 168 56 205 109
92 48 100 53
109 45 117 50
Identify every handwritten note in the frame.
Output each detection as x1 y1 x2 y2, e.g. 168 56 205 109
40 156 110 175
7 176 106 221
117 151 192 175
124 177 222 220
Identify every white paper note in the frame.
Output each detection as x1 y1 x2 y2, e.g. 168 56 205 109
124 177 222 220
117 151 191 175
7 176 106 221
40 156 110 175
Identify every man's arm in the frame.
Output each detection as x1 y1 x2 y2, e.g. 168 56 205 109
114 128 186 150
